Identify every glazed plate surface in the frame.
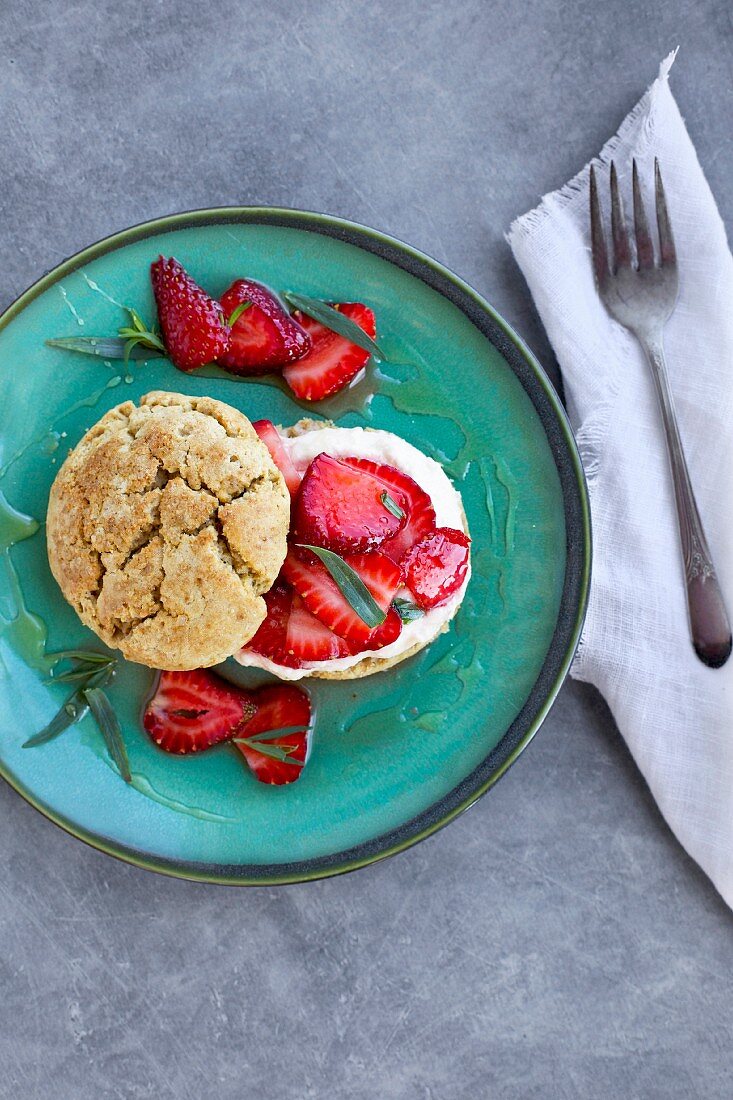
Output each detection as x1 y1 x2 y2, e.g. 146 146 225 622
0 209 589 882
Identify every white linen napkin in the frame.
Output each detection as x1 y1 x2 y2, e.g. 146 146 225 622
507 52 733 908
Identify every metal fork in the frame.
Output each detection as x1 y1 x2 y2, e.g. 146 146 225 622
590 159 731 668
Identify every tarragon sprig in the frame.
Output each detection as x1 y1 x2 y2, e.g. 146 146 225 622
46 307 165 365
25 651 131 782
233 725 306 766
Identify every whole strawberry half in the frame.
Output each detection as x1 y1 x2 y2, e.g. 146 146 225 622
282 546 403 647
292 452 406 554
150 256 230 371
402 527 471 609
143 668 254 754
234 684 312 785
283 302 376 401
252 419 301 497
143 668 312 786
218 279 310 375
342 457 436 564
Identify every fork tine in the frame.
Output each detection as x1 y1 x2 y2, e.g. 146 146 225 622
589 165 609 287
632 160 655 269
655 158 677 266
609 162 631 271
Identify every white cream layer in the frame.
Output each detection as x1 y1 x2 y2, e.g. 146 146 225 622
235 426 470 680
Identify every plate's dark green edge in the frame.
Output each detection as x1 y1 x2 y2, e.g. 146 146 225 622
0 206 591 886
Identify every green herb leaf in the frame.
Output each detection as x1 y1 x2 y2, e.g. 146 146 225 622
392 597 425 623
283 293 384 360
46 337 164 361
126 307 148 335
84 686 131 783
118 328 166 354
235 739 302 765
23 687 90 747
297 544 385 628
46 664 114 685
380 490 405 520
227 300 252 327
47 649 116 665
234 725 307 745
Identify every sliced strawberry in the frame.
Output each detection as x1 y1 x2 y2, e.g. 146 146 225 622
282 546 402 646
282 302 376 401
292 452 406 553
245 581 300 668
143 669 253 754
342 457 437 564
286 593 352 661
360 606 403 652
402 527 471 609
218 278 310 375
252 419 301 496
150 256 230 371
234 684 312 785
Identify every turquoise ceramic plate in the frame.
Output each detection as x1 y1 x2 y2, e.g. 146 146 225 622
0 208 590 883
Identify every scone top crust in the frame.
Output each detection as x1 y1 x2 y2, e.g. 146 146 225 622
46 391 289 670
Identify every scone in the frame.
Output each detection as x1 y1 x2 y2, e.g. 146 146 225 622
236 419 471 680
46 391 289 670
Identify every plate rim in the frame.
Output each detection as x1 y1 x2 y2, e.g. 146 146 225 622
0 205 591 885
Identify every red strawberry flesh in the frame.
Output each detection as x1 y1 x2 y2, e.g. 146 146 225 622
342 457 436 564
402 527 471 609
252 419 301 497
283 302 375 401
293 452 406 553
359 606 403 651
150 256 230 371
234 684 312 785
286 592 352 661
245 581 300 668
218 279 310 375
143 669 253 754
282 546 402 646
243 580 351 667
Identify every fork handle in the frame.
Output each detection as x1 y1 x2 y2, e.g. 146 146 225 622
641 337 731 668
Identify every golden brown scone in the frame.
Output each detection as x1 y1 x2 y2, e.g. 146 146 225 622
46 391 289 670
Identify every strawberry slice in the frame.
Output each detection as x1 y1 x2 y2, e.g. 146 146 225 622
234 684 312 785
282 303 376 401
245 581 300 668
143 669 253 754
218 278 310 375
286 592 352 662
150 256 230 371
342 457 437 564
402 527 471 609
360 606 403 652
252 419 301 497
244 581 350 666
292 452 406 553
282 546 402 646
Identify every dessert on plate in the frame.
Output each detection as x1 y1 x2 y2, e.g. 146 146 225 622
42 260 471 785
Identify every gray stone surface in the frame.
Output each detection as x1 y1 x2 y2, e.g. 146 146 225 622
1 1 732 1097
